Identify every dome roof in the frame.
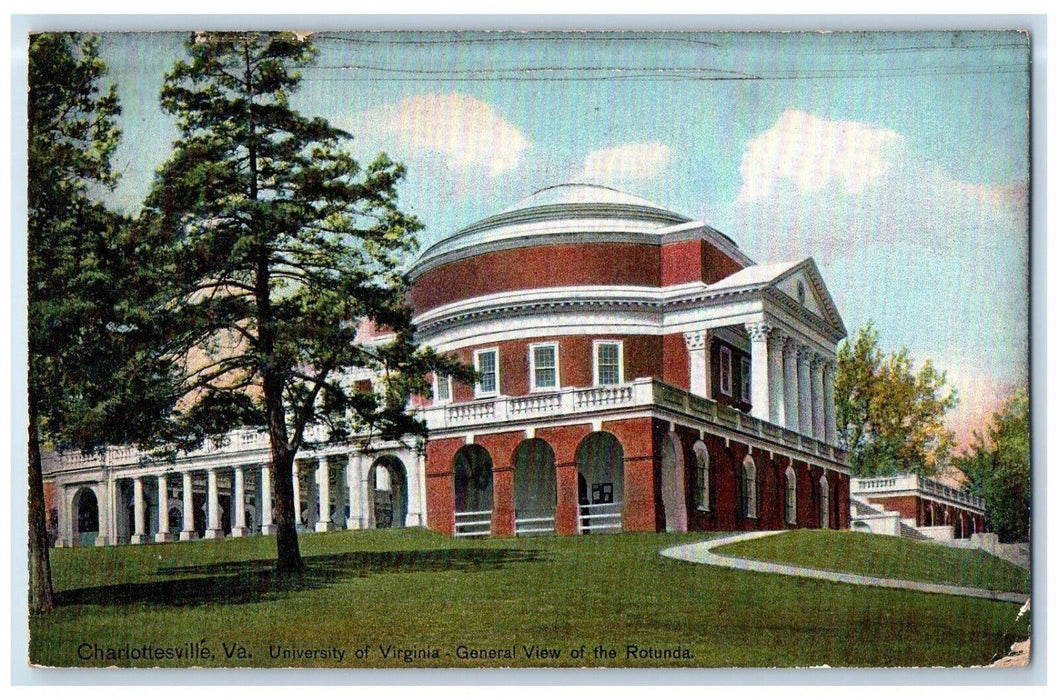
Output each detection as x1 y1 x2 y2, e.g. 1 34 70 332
500 183 683 216
410 183 692 277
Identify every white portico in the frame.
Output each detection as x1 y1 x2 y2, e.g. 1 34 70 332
44 429 426 547
675 259 844 445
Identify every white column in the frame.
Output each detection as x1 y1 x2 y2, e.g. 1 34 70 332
260 464 276 535
333 456 348 528
155 475 172 542
684 330 711 399
823 361 837 445
292 463 302 528
316 459 333 532
131 477 146 544
783 338 800 432
745 322 772 421
180 471 196 541
360 459 373 528
346 454 362 530
768 330 786 426
811 356 826 440
231 467 249 537
797 346 813 436
204 468 224 539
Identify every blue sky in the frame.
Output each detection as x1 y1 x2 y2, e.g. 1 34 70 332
97 31 1030 444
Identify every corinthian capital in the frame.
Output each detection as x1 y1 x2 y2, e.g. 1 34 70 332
683 329 709 351
745 321 772 342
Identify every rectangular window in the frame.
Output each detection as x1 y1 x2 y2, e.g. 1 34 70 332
474 348 499 397
530 343 559 391
719 346 733 396
740 356 752 403
434 373 451 404
594 341 623 386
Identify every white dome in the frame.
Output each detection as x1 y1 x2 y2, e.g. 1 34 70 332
410 183 691 277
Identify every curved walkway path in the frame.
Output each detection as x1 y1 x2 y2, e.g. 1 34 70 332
660 531 1029 605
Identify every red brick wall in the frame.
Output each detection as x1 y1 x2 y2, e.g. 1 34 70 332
425 437 465 535
408 243 661 314
440 335 664 403
703 243 744 284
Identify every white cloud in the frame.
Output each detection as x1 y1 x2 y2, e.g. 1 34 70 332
356 93 530 176
579 141 672 183
736 110 905 203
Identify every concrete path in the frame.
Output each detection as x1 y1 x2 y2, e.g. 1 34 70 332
660 531 1029 605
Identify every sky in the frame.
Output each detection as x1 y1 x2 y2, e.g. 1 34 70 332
95 30 1030 447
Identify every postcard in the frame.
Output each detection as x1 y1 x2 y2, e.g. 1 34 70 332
24 28 1031 670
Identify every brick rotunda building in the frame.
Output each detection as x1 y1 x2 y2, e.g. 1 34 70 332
44 183 851 546
409 183 851 537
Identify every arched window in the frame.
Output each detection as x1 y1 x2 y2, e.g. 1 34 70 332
742 456 757 519
819 474 830 529
693 442 710 511
785 466 797 524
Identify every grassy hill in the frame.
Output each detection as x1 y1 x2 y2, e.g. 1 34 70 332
714 530 1030 594
30 528 1028 668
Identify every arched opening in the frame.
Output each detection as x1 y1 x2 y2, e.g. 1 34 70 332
785 466 797 525
819 474 830 529
741 456 757 520
453 444 493 536
73 487 99 547
368 455 408 529
575 432 624 534
167 506 183 537
660 433 687 533
513 439 556 536
852 520 871 533
692 441 710 512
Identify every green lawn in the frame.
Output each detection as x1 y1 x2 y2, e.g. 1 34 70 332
715 530 1031 594
31 528 1028 668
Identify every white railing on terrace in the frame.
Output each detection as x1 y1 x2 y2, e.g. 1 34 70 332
48 378 846 475
851 473 984 512
422 378 845 464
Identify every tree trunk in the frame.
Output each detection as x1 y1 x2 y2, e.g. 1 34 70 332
28 399 55 613
270 441 304 575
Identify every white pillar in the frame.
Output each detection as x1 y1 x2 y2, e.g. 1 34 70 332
131 477 146 544
180 471 196 541
797 346 813 436
292 463 302 528
823 361 837 445
232 467 249 537
768 330 786 426
684 330 711 399
346 454 362 530
746 322 771 422
260 464 276 535
316 459 333 532
811 356 826 440
204 468 224 539
155 475 173 542
360 459 373 528
783 338 799 432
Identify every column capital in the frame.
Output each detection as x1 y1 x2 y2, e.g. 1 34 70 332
810 352 827 369
683 329 712 351
796 344 814 363
745 321 773 342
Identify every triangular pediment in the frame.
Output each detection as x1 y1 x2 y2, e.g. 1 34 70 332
770 259 847 338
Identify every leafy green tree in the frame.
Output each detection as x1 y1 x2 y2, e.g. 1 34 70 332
956 389 1030 543
145 32 467 574
835 323 958 477
28 33 180 613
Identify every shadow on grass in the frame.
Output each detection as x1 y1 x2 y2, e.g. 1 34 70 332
56 547 543 609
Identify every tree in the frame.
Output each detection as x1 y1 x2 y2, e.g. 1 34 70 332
145 32 467 574
835 323 958 477
956 390 1030 543
28 34 179 613
28 32 124 614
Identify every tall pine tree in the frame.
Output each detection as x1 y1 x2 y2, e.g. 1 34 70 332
146 32 465 574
